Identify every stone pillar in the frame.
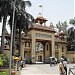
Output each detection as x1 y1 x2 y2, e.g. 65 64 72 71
38 20 40 25
21 42 25 59
59 44 62 60
52 41 55 57
44 22 46 26
31 38 36 63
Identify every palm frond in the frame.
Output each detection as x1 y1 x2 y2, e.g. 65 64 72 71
25 1 32 7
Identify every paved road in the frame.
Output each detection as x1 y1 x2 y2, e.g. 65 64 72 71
20 64 75 75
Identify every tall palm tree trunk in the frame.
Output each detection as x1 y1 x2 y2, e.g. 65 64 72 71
12 20 16 56
18 27 21 56
1 14 7 54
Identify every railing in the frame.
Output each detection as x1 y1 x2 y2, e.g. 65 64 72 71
68 66 75 75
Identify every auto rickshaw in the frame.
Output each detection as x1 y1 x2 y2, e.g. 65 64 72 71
49 57 57 66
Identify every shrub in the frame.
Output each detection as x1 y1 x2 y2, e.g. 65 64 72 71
0 54 8 66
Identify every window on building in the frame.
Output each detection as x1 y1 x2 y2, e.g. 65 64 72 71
25 42 26 47
29 42 30 47
62 46 64 52
47 45 48 50
4 46 7 48
55 45 58 49
27 42 29 47
16 44 19 49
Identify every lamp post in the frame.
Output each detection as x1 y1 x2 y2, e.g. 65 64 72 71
9 0 16 75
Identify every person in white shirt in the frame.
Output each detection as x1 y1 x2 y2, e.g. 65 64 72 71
63 60 67 75
55 58 57 64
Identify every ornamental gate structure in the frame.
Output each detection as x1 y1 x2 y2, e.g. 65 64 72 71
30 31 55 63
24 13 56 63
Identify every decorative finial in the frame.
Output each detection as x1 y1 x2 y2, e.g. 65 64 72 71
39 5 42 7
49 22 54 30
39 4 43 16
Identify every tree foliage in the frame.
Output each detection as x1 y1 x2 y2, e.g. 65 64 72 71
56 21 68 35
67 17 75 51
67 27 75 51
56 18 75 51
0 54 8 66
69 17 75 25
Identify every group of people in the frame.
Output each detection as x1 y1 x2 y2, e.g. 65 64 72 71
59 56 67 75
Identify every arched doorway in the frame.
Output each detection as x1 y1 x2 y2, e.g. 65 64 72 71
35 40 52 63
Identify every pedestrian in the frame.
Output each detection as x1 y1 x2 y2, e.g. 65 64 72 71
23 58 26 67
62 56 67 75
59 60 65 75
63 60 67 75
20 58 23 70
55 58 57 64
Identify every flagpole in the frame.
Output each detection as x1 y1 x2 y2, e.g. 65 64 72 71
9 0 16 75
39 5 43 16
42 5 43 16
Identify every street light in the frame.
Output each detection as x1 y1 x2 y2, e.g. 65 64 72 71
9 0 16 75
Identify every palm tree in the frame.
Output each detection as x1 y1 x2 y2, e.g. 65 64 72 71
0 0 12 54
8 0 34 56
16 14 34 56
15 1 34 56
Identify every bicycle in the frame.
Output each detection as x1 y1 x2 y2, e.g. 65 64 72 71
68 66 75 75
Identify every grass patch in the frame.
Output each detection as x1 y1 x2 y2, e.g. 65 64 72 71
0 71 8 75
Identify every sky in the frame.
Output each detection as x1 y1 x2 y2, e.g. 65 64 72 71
26 0 74 26
74 0 75 16
0 0 74 36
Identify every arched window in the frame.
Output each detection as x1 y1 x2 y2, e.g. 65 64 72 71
47 45 48 50
62 46 64 52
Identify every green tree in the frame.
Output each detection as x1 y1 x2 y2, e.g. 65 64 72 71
67 27 75 51
56 21 62 32
56 21 68 35
69 17 75 25
67 17 75 51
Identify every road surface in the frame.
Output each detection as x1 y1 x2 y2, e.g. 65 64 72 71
20 64 75 75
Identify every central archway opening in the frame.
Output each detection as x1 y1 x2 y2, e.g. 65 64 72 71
35 39 52 63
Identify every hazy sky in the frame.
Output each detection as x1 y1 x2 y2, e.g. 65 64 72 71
26 0 74 26
0 0 74 36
